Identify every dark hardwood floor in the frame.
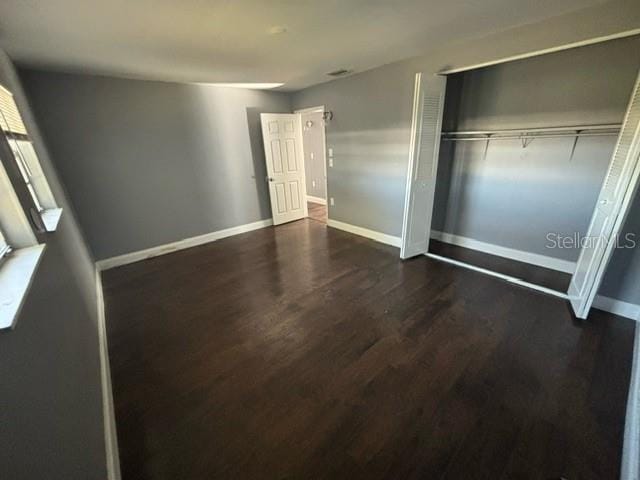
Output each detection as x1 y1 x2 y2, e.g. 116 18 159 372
308 201 327 223
103 218 635 480
429 239 572 292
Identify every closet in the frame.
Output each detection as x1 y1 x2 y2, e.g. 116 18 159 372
401 35 640 319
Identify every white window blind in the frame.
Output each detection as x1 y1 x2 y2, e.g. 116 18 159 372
0 85 27 136
11 143 43 212
0 85 43 212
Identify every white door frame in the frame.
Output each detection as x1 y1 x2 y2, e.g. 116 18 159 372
438 29 640 75
295 106 329 214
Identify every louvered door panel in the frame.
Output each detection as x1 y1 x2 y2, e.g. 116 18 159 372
401 73 447 259
569 71 640 318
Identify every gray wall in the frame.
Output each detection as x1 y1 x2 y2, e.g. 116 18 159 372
19 70 292 260
293 60 417 235
433 135 618 261
0 53 106 478
600 189 640 304
442 37 640 131
300 110 327 200
432 36 640 262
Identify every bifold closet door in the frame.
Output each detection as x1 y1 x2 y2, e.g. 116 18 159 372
400 73 447 259
569 70 640 319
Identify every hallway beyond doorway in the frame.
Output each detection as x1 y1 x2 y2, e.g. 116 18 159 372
307 201 327 223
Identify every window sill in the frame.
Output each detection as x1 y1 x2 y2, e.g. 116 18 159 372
0 244 46 330
41 207 63 232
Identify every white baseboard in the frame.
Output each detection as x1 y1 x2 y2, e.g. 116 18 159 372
593 295 640 321
96 268 121 480
327 219 401 248
96 219 273 271
426 252 568 299
429 231 640 320
430 230 576 274
306 195 327 205
622 326 640 480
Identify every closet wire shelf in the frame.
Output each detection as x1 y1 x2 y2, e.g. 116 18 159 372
441 124 622 159
441 123 621 142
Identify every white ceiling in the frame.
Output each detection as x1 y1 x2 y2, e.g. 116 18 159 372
0 0 610 91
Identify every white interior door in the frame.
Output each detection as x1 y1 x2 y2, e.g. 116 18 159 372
401 73 447 259
261 113 308 225
569 71 640 319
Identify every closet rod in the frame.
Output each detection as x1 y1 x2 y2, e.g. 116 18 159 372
442 132 619 142
442 123 621 136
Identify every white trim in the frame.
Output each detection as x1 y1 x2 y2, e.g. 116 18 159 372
592 295 640 321
327 219 401 248
430 230 576 274
438 29 640 75
297 106 330 217
400 72 424 259
320 113 329 219
41 207 63 232
425 252 569 299
428 231 640 320
0 244 45 329
622 324 640 480
96 268 121 480
0 158 37 248
97 219 273 271
306 195 327 205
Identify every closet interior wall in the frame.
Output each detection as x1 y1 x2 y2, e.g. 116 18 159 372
431 36 640 283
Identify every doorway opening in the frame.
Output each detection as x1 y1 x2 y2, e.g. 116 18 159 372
259 107 330 226
297 106 329 224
